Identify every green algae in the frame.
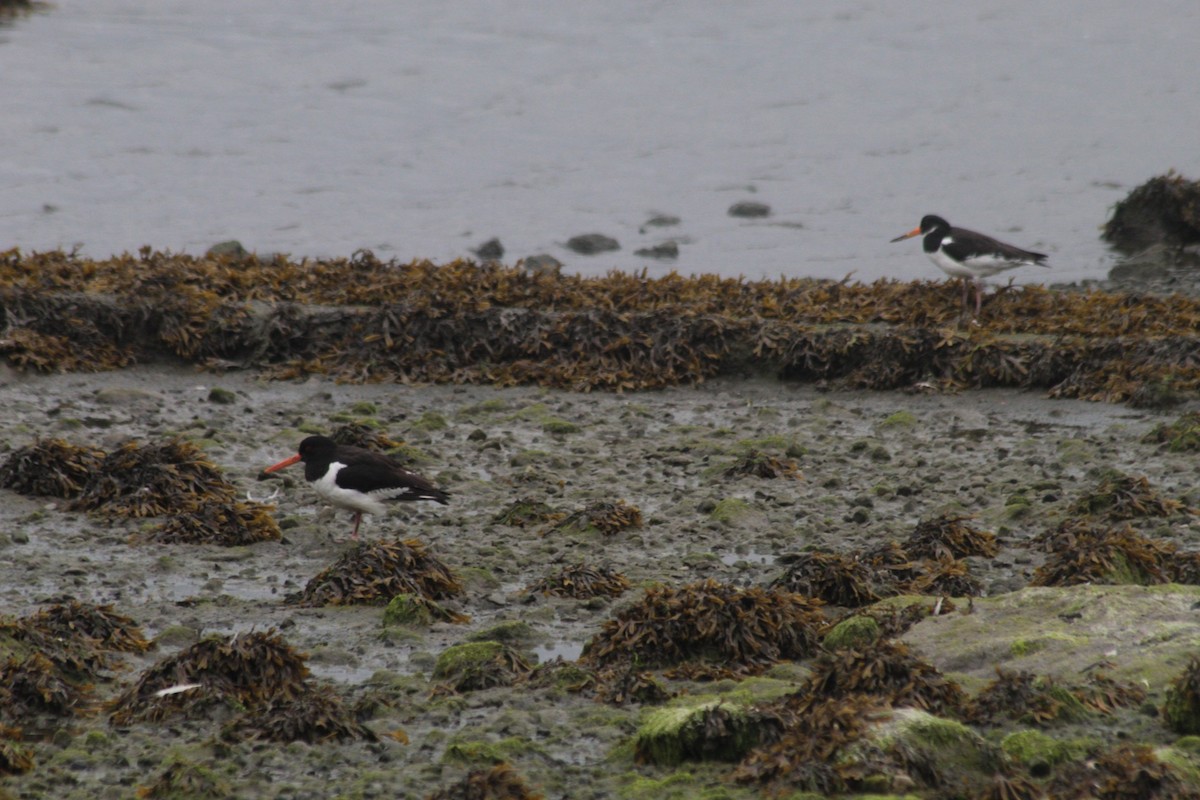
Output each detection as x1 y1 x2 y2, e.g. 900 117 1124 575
542 417 580 434
633 699 760 766
433 641 505 680
823 614 881 650
1000 729 1090 769
709 497 752 525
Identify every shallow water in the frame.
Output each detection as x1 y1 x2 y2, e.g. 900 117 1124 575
2 1 1198 285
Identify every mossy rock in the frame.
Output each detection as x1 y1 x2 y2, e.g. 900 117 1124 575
433 641 505 680
1163 661 1200 735
633 699 761 766
864 708 1000 777
709 497 752 525
411 411 449 432
381 594 435 627
469 621 537 644
441 736 540 766
542 418 580 435
879 410 918 429
1001 728 1089 770
823 615 881 650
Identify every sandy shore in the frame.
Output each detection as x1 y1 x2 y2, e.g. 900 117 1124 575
1 363 1198 798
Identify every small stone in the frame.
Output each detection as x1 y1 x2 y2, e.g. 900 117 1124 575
565 233 619 255
521 254 562 277
634 241 679 260
472 237 504 260
205 240 248 258
207 387 238 404
728 201 771 218
639 214 681 232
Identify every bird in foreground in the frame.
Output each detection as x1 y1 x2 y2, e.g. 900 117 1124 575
890 214 1049 317
262 435 449 540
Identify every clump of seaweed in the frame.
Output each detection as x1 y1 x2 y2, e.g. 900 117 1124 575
723 449 802 480
6 249 1200 401
551 500 642 536
71 438 237 517
0 438 105 498
590 662 671 706
432 642 533 694
801 639 965 714
151 499 281 545
863 601 934 639
221 683 376 743
1102 172 1200 253
770 550 880 607
733 693 887 793
331 422 405 453
425 763 545 800
1046 743 1198 799
1068 469 1188 520
1031 522 1173 587
581 579 825 678
136 759 232 800
963 668 1080 726
1169 550 1200 585
1075 672 1147 716
859 540 922 593
290 537 463 607
1162 656 1200 735
109 630 309 725
0 652 91 718
903 513 999 559
1143 411 1200 452
524 563 630 599
24 599 151 654
0 615 106 685
0 725 34 776
493 497 564 528
908 556 983 597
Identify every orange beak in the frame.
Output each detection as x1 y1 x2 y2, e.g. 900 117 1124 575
890 226 922 243
263 453 302 473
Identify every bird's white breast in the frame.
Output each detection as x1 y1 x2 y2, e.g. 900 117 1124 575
312 462 389 516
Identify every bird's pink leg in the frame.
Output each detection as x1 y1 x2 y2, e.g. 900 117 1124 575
350 512 362 540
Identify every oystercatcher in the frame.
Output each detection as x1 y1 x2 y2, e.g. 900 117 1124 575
262 435 449 540
890 214 1049 317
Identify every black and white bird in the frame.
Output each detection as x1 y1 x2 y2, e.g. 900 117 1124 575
262 435 449 540
890 214 1049 316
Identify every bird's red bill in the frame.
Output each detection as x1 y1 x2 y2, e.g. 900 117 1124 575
890 226 923 243
264 453 302 473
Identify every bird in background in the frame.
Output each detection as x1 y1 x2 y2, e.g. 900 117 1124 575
891 214 1049 317
262 435 449 540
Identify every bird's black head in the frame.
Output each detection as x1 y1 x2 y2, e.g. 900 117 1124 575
296 435 338 462
920 215 951 234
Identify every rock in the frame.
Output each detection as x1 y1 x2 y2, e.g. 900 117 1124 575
207 387 238 405
633 699 761 766
205 240 249 258
472 237 504 261
634 241 679 260
1102 172 1200 253
92 387 164 406
639 214 681 233
521 254 562 278
565 233 619 255
823 614 881 650
728 201 771 219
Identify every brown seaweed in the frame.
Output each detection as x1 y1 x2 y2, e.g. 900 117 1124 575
291 537 463 607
